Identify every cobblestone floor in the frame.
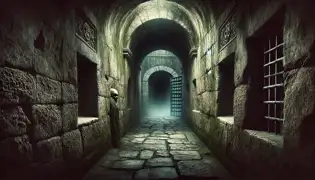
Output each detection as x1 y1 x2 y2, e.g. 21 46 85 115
83 117 234 180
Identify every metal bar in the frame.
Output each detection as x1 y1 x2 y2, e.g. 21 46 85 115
263 83 284 89
264 101 284 104
265 116 284 121
263 57 284 67
264 43 284 54
264 71 284 78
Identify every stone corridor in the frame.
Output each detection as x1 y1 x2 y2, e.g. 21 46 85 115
83 117 233 180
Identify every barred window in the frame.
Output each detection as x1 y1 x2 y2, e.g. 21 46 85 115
263 34 284 134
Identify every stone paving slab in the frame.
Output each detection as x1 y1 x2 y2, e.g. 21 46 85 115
83 117 234 180
134 167 178 180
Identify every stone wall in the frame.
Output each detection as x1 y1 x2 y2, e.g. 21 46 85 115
188 0 315 179
0 2 131 179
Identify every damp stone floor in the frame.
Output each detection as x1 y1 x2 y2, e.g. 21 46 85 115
83 117 234 180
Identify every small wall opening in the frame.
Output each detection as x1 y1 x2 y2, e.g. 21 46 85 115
148 71 172 117
246 7 285 133
218 54 235 117
77 53 98 121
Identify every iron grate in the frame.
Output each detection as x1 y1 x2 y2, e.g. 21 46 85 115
263 35 284 134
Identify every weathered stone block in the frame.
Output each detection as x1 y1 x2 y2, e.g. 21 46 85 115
36 136 63 163
97 70 110 97
34 25 63 80
98 97 110 118
283 68 315 148
62 42 77 85
62 103 78 132
0 135 33 164
0 38 34 69
32 105 62 141
201 91 217 115
234 85 250 128
0 67 35 105
0 106 31 139
204 67 219 92
62 130 83 160
196 76 205 95
36 75 61 103
62 82 77 103
80 120 109 155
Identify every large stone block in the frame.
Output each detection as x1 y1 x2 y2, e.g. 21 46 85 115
0 38 34 69
62 103 78 132
0 106 31 140
62 42 77 85
36 136 63 163
0 67 35 106
34 26 63 80
98 96 110 119
196 76 205 95
97 70 110 97
80 120 109 155
233 85 250 128
62 82 77 103
36 75 62 103
204 67 219 92
32 105 62 141
283 68 315 148
201 91 217 116
0 135 33 165
62 130 83 160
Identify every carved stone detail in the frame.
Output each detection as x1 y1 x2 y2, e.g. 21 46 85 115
219 14 236 50
76 11 97 51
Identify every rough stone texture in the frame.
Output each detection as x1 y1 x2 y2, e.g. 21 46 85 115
80 120 109 155
0 38 34 69
0 106 31 139
62 82 77 103
32 105 62 141
0 135 33 164
233 85 249 128
156 151 170 157
36 136 63 163
36 75 61 103
98 96 109 120
62 42 77 85
135 167 178 180
62 103 78 132
0 67 35 105
111 160 144 170
140 150 154 159
33 29 63 81
177 157 231 178
283 68 315 148
119 150 139 158
62 130 83 161
170 151 201 160
145 157 174 167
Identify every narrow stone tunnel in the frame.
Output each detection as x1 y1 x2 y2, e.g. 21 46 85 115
1 0 315 180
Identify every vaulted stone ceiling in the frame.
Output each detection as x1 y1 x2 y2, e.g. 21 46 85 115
104 0 214 58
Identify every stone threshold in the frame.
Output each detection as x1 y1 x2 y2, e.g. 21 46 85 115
245 129 283 148
78 117 99 126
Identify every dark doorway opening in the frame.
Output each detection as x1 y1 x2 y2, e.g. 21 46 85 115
218 54 235 116
77 53 98 117
148 71 172 116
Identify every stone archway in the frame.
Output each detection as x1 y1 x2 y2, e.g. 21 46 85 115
142 66 179 117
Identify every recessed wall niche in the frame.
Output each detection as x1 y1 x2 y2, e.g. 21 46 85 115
218 53 235 117
77 53 98 118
